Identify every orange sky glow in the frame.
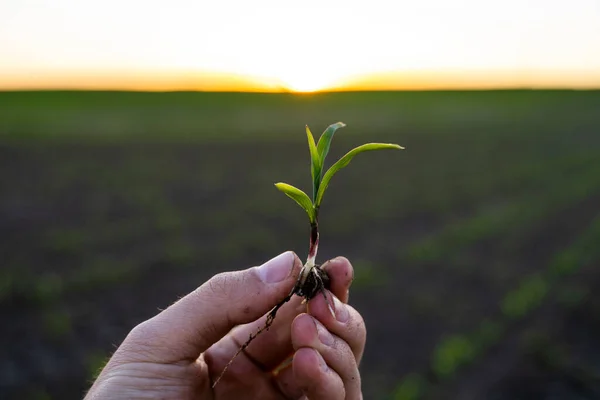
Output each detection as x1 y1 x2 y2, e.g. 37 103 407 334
1 0 599 92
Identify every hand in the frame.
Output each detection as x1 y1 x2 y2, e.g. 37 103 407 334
84 251 366 399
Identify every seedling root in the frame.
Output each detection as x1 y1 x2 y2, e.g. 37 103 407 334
211 265 330 388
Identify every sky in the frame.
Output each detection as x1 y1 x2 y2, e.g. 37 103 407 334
1 0 599 91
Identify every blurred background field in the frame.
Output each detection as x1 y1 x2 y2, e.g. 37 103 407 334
1 89 600 399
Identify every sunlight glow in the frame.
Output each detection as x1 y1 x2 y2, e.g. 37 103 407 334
271 63 346 93
1 0 599 90
279 76 330 93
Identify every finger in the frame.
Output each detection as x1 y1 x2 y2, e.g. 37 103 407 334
294 348 346 400
274 309 364 399
308 289 366 364
123 251 302 363
321 256 354 303
292 314 361 399
226 256 356 371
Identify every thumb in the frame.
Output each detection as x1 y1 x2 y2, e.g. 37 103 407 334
124 251 301 363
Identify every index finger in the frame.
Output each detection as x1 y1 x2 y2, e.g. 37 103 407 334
321 257 354 303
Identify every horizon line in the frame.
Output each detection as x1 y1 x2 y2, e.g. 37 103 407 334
2 87 600 94
2 69 600 92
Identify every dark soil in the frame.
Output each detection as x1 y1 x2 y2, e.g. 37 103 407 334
2 89 600 399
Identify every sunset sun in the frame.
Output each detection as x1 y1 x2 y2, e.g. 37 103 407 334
282 78 326 93
276 71 340 93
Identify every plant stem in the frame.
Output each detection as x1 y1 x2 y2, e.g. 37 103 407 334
299 209 319 286
308 221 319 263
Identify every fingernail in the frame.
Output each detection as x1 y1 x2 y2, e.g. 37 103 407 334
256 251 294 283
333 295 349 323
315 319 334 346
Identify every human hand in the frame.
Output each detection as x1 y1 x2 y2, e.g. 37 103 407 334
84 251 366 399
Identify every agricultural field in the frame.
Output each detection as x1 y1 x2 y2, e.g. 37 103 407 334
1 90 600 399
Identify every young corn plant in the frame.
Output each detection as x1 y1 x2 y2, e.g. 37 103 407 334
213 122 403 387
275 121 403 298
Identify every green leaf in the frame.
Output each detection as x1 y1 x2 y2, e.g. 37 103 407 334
316 121 346 171
306 125 321 202
315 143 404 206
274 182 315 223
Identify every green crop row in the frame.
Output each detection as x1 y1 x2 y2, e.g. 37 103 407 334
406 162 600 264
3 91 597 141
392 214 600 400
1 258 141 306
